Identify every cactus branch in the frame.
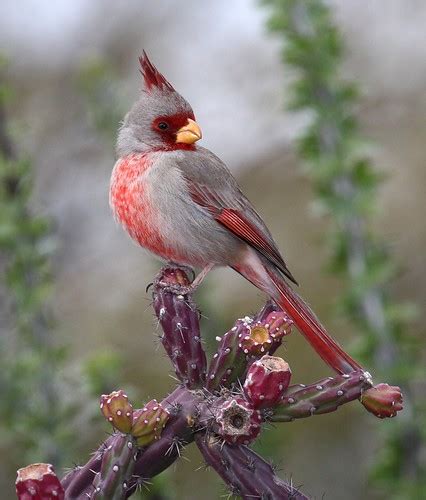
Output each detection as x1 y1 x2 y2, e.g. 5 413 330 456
21 266 403 499
152 267 207 389
196 433 308 499
206 302 291 391
61 385 199 499
271 369 373 422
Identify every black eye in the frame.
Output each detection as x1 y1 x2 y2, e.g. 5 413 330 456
158 122 168 130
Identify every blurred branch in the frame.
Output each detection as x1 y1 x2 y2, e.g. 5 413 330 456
262 0 425 495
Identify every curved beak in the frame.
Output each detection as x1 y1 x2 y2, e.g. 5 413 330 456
175 118 202 144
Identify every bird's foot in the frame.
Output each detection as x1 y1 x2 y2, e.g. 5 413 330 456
153 264 214 296
153 266 194 296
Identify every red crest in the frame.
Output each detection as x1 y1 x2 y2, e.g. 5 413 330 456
139 51 175 92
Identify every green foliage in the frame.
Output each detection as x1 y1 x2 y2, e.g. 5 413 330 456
78 57 125 143
262 0 425 498
0 59 123 484
0 65 76 476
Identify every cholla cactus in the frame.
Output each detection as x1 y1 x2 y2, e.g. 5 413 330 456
100 390 133 433
19 267 403 499
131 399 170 446
211 396 262 445
244 355 292 409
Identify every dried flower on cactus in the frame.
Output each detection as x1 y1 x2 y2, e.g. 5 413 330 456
100 390 133 433
360 383 403 419
243 355 292 409
239 311 292 356
16 463 64 500
212 397 262 445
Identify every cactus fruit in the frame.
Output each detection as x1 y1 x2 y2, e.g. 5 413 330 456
206 306 292 392
212 397 262 445
16 463 64 500
131 399 170 447
360 383 403 418
100 390 133 433
153 268 207 388
271 369 373 422
91 434 137 500
243 355 292 409
240 311 292 356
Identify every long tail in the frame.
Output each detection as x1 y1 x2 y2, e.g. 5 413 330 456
233 254 363 375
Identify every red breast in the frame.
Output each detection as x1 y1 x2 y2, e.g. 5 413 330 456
109 153 163 249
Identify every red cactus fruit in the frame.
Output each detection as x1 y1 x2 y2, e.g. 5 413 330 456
244 355 292 409
131 399 170 446
360 383 403 418
239 311 292 356
16 463 64 500
100 390 133 433
213 397 262 445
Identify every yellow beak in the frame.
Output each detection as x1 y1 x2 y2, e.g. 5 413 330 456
175 118 202 144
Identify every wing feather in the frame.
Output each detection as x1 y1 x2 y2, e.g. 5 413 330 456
185 177 298 285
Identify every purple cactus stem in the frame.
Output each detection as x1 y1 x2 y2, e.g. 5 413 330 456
271 369 374 422
211 396 262 446
152 267 207 388
16 463 64 500
244 355 292 409
196 434 309 499
91 434 136 499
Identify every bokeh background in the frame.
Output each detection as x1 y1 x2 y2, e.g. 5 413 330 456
1 1 425 499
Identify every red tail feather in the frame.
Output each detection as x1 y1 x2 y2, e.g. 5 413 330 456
266 268 362 374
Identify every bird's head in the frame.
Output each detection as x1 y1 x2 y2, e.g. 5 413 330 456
116 52 202 157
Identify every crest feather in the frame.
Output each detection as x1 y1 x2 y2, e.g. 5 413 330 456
139 51 175 92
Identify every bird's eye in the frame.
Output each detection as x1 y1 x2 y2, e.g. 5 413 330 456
158 122 168 130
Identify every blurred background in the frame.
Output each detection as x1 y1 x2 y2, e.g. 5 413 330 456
0 0 425 499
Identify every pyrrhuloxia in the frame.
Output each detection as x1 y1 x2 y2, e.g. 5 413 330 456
110 52 361 375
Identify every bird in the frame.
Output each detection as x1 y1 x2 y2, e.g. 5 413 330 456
110 52 362 375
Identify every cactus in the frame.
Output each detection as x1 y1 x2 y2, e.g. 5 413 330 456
91 434 137 500
271 369 374 422
360 383 403 419
16 463 64 500
92 393 169 498
196 434 308 500
131 399 170 446
152 267 207 388
206 304 292 392
22 267 403 499
100 390 133 433
211 396 262 445
243 355 292 409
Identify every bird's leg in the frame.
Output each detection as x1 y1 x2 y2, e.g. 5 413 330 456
190 263 215 290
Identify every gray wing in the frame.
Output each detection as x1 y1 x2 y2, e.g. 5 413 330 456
175 147 298 285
